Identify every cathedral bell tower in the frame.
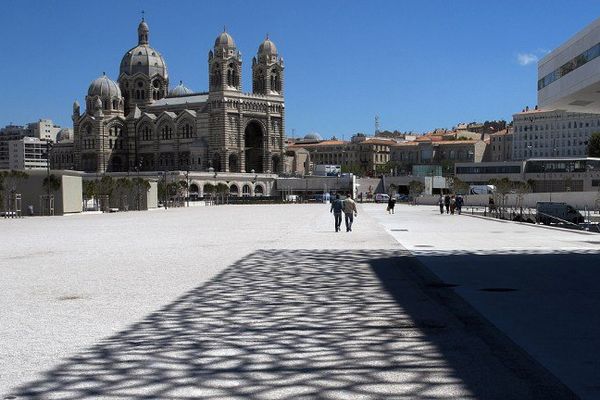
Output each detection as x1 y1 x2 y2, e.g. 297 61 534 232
208 29 242 92
252 35 284 96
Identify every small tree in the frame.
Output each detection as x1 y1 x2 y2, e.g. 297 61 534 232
203 183 215 196
97 176 114 211
114 178 132 210
82 180 97 211
450 176 469 194
489 177 513 215
588 132 600 157
341 164 363 176
0 170 28 212
513 181 532 210
408 180 424 204
215 183 229 204
131 177 150 210
177 180 188 205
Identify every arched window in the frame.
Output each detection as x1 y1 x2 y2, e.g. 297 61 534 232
112 99 118 109
270 69 281 92
211 64 221 88
181 123 192 138
242 184 251 197
161 125 173 140
138 125 151 141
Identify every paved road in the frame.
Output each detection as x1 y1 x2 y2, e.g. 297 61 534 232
0 204 581 398
366 203 600 400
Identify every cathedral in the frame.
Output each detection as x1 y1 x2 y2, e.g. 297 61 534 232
72 18 285 175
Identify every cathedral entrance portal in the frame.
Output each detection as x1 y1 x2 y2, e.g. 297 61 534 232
244 121 263 173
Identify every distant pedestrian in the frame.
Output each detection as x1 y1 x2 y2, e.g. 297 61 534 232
450 195 456 215
343 192 358 232
488 196 496 216
27 205 34 216
444 194 451 214
387 196 396 214
330 194 344 232
438 194 444 214
456 195 464 215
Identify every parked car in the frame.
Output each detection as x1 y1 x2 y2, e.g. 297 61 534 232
394 194 409 201
374 193 390 203
536 202 585 225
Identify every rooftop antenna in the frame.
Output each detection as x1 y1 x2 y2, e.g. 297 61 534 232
141 10 145 21
292 128 295 139
375 115 380 135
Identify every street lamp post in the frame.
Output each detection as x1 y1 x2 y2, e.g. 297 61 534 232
44 140 54 215
135 158 142 210
185 168 190 207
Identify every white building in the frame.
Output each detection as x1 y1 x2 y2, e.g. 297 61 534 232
0 119 65 142
512 108 599 160
28 119 63 142
0 137 48 170
538 17 600 113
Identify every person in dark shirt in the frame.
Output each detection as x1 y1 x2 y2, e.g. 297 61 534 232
455 195 464 215
330 194 344 232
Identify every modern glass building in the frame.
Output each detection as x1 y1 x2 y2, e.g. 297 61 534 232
538 17 600 113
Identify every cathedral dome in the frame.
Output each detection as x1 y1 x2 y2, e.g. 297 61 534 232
169 81 193 96
88 74 122 98
258 37 277 56
214 31 236 49
303 132 323 141
119 19 168 79
56 128 73 142
120 45 168 78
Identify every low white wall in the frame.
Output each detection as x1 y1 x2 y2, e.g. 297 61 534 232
417 191 600 209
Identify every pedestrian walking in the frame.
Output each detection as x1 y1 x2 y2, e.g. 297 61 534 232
444 194 451 214
450 195 456 215
387 196 396 214
343 192 358 232
438 194 444 214
330 194 344 232
456 195 464 215
488 196 496 216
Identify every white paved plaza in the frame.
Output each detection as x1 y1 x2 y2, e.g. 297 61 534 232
0 203 598 398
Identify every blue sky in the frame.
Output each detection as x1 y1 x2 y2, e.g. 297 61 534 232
1 1 600 138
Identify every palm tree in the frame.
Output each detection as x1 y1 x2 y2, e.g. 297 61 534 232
42 174 61 195
131 177 151 210
42 174 61 216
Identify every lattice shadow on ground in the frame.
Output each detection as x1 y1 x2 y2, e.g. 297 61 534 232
10 249 575 399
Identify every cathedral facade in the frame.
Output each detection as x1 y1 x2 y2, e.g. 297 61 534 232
72 19 285 175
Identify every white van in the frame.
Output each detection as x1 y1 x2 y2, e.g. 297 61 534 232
469 185 496 195
374 193 390 203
